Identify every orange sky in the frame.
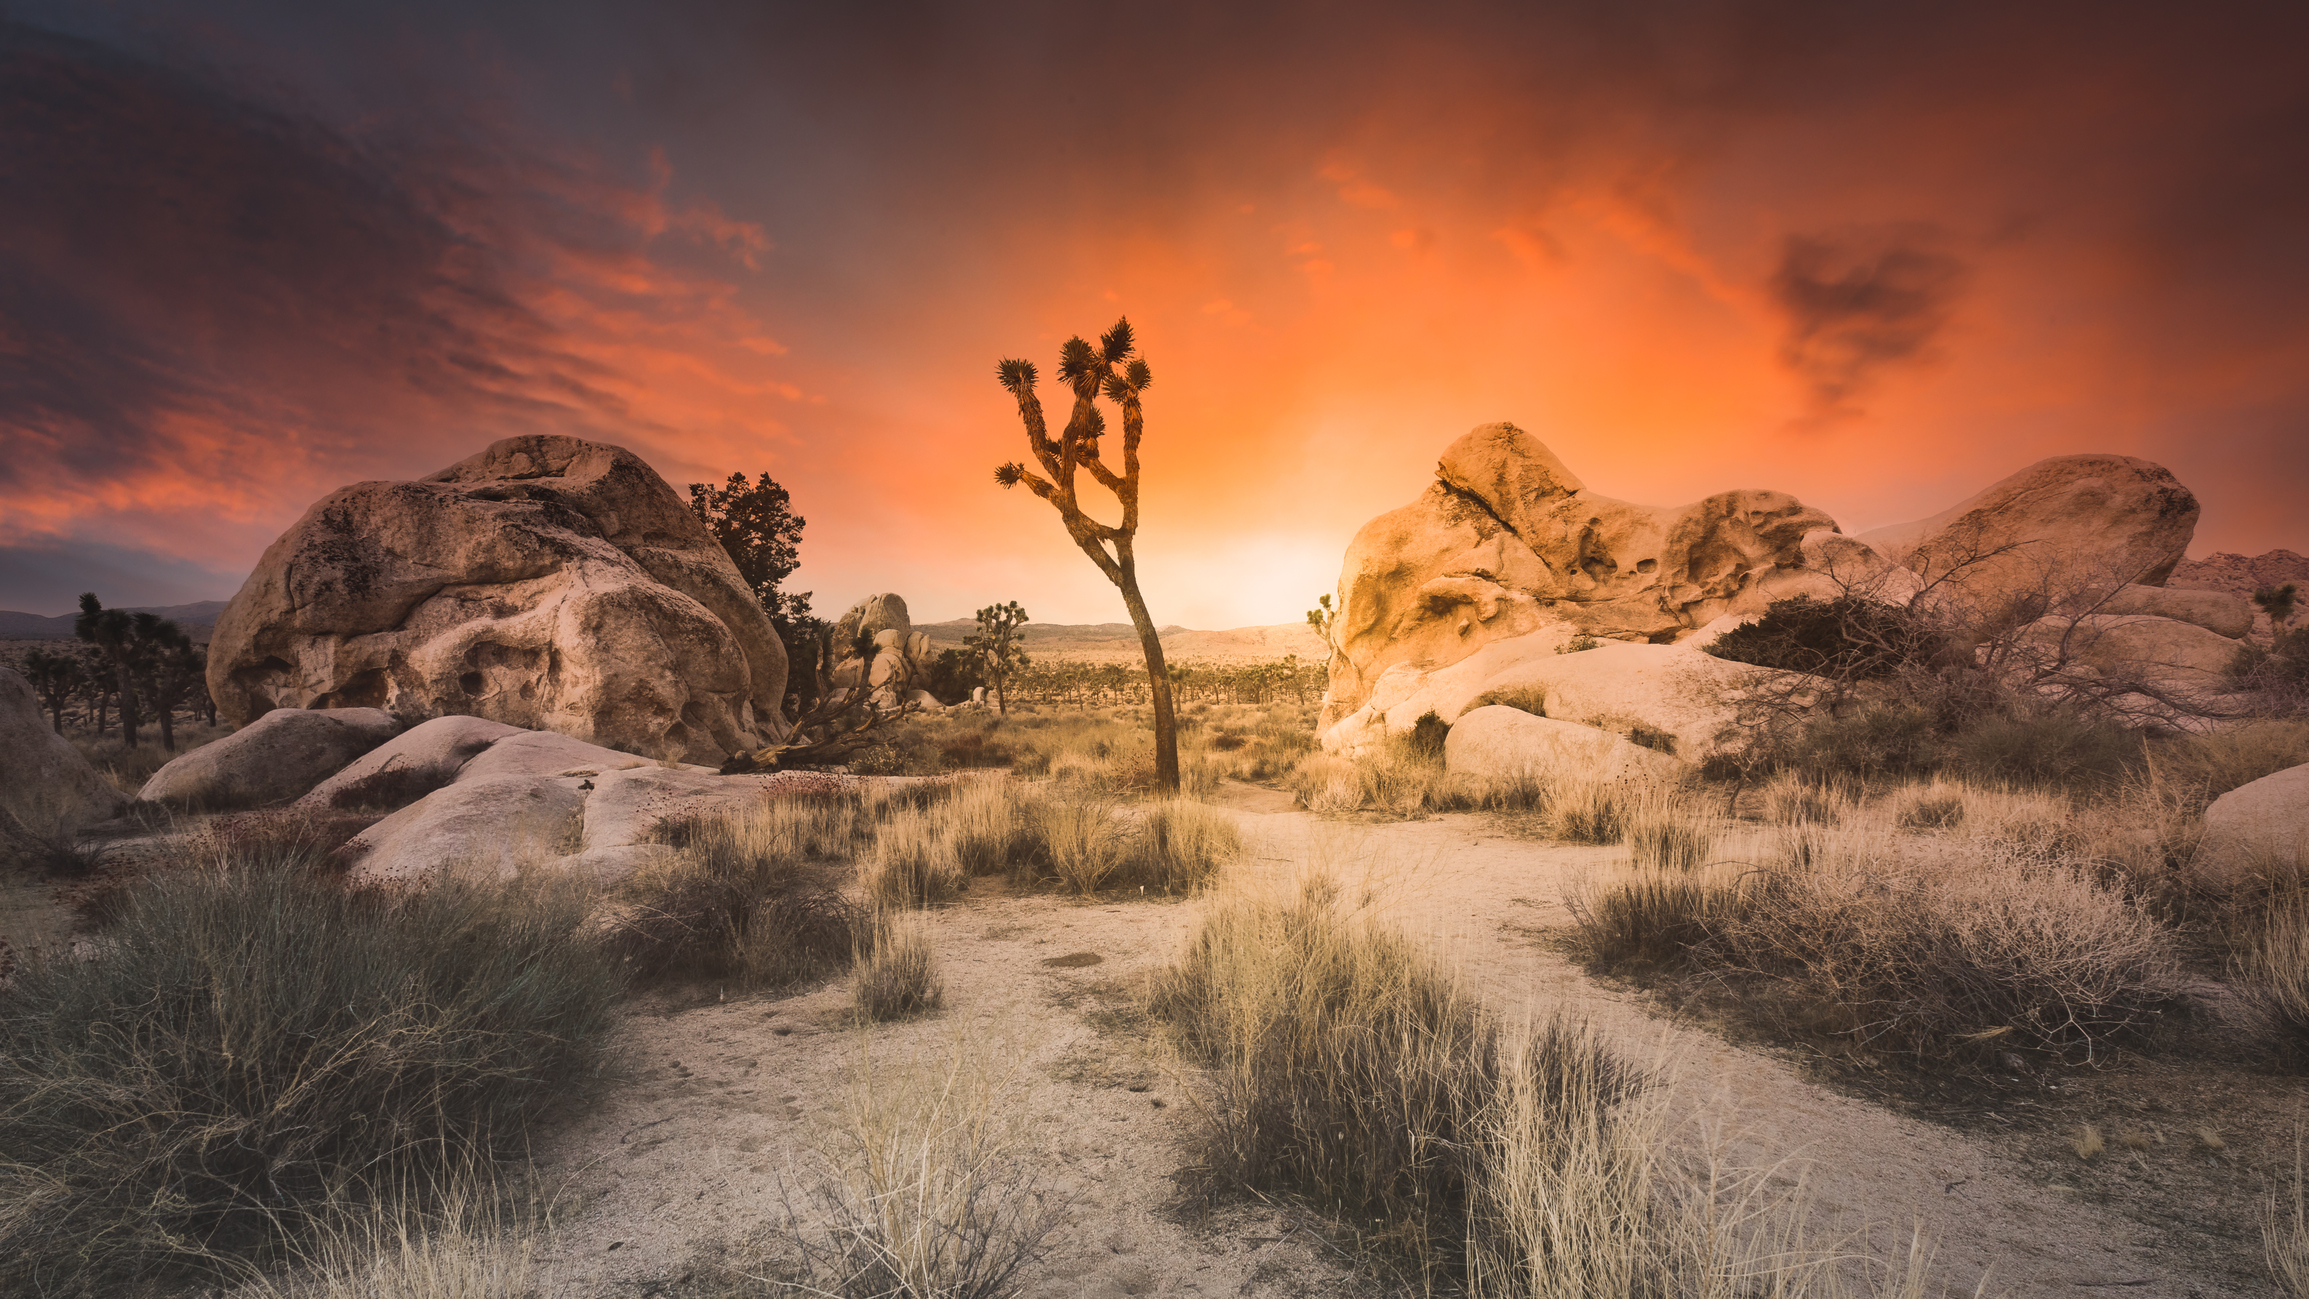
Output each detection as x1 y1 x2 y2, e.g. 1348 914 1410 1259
3 3 2304 626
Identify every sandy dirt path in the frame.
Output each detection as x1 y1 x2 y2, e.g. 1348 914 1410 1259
531 799 2249 1298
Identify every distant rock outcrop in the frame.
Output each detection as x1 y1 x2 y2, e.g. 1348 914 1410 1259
1323 422 1839 734
206 436 789 764
828 593 939 711
1319 427 2219 760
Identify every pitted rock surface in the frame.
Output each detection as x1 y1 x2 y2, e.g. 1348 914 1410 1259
206 436 788 764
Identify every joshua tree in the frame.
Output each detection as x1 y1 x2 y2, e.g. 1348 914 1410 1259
993 319 1179 791
75 593 141 747
20 648 82 733
966 601 1030 716
2255 583 2300 635
130 615 201 751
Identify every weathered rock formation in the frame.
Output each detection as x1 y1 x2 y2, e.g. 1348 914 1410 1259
1854 454 2199 623
1320 427 2224 759
828 593 940 710
2195 761 2309 887
0 666 126 841
208 436 789 764
1322 423 1838 739
139 707 400 810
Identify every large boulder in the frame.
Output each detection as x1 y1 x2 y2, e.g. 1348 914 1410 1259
207 435 789 765
2099 585 2252 639
2015 614 2243 690
139 707 398 809
1444 706 1686 785
2195 762 2309 888
297 715 528 811
0 666 127 841
1324 422 1843 727
1854 455 2199 625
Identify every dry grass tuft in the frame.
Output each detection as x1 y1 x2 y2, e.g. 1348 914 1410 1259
1033 798 1126 896
860 805 968 909
772 1037 1064 1296
1151 864 1522 1268
2071 1125 2105 1160
1115 798 1241 895
1624 784 1712 872
852 909 946 1023
2267 1136 2309 1298
611 800 864 985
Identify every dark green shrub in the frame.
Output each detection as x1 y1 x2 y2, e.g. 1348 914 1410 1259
1706 594 1943 681
1783 704 1938 779
0 850 623 1292
1944 708 2137 787
1405 710 1450 764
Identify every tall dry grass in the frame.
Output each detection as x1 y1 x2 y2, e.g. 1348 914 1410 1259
229 1170 544 1299
852 909 946 1023
0 840 621 1294
612 797 864 985
1160 852 1981 1293
2270 1135 2309 1299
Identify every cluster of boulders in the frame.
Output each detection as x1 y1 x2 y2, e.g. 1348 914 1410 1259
1320 422 2254 762
206 436 790 766
823 593 946 714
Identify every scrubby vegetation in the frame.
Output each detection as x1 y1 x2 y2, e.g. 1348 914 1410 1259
1154 858 1975 1293
0 835 623 1294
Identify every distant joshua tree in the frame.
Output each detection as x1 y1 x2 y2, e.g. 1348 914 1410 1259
966 601 1030 717
20 647 83 734
75 593 142 746
993 319 1179 791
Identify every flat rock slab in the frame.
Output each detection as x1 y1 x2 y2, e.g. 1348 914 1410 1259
1445 704 1688 785
297 714 527 811
138 707 398 810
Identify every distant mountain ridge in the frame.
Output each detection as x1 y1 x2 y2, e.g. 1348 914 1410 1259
0 600 229 640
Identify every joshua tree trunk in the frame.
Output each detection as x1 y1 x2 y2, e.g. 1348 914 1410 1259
993 319 1180 791
1114 560 1180 792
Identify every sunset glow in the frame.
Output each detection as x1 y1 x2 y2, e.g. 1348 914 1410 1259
3 2 2303 625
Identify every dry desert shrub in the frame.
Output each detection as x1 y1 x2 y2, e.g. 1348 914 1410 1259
1759 772 1857 826
1114 797 1241 894
770 1037 1064 1297
1564 861 1745 972
1545 769 1628 844
1288 751 1369 812
852 909 945 1023
2268 1137 2309 1299
1624 783 1713 872
860 804 968 908
1031 797 1126 895
1151 863 1526 1270
1161 853 1978 1293
229 1170 543 1299
0 843 621 1294
1711 830 2183 1062
612 801 863 986
2240 895 2309 1059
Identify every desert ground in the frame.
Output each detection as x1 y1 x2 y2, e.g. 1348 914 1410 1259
514 784 2278 1299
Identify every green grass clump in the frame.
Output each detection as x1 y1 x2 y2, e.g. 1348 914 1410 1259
0 847 623 1293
